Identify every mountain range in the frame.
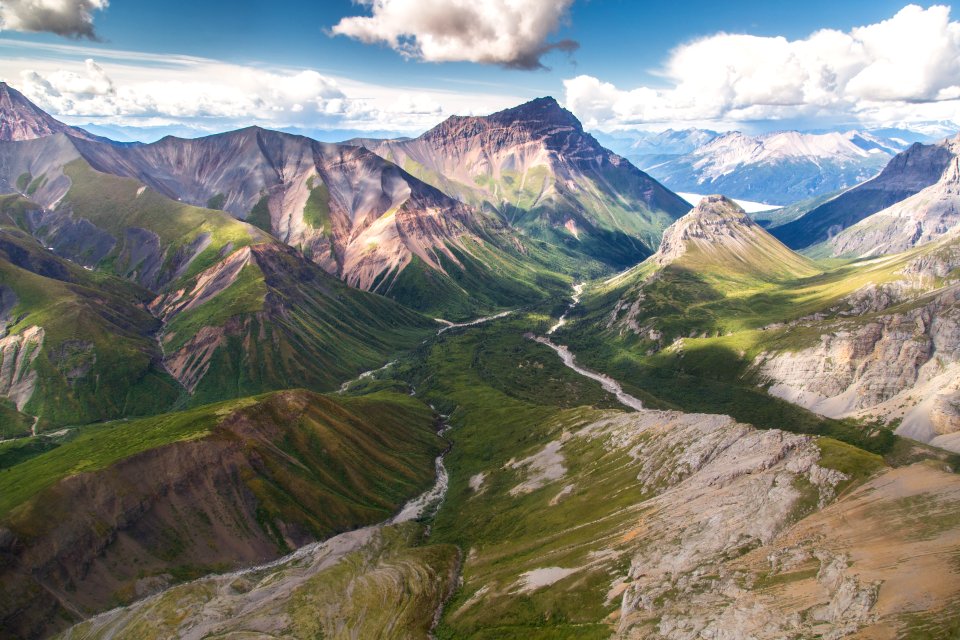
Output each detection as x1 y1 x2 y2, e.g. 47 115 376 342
636 129 914 205
2 82 960 640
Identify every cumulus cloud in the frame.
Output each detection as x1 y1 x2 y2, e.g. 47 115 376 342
2 47 523 135
0 0 107 39
331 0 578 69
564 4 960 130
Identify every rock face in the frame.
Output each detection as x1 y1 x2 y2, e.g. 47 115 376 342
756 238 960 451
71 128 494 291
774 135 959 250
54 128 492 293
828 143 960 257
0 93 547 312
360 97 691 268
435 402 960 639
0 83 98 142
643 129 904 205
0 325 43 410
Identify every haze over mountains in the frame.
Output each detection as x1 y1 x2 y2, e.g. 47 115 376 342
3 77 960 640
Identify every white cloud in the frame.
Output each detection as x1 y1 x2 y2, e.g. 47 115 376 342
564 4 960 130
0 42 525 135
331 0 578 69
0 0 107 39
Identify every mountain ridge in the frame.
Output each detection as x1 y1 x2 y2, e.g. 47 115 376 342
774 133 960 251
358 96 692 269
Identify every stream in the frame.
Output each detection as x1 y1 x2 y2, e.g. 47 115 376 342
59 297 644 637
337 360 396 394
535 283 645 412
436 310 513 334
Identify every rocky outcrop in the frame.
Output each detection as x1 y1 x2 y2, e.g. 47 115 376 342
0 325 43 410
650 195 818 279
756 270 960 450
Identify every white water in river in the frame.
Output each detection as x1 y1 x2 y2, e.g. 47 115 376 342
534 337 645 411
391 425 451 524
547 282 585 335
337 360 396 394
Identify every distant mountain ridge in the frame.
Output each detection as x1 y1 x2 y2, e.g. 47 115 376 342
639 129 912 205
0 87 578 318
773 134 960 253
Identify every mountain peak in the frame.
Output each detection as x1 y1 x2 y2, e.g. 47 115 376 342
492 96 582 130
422 96 583 145
0 82 80 142
652 193 819 280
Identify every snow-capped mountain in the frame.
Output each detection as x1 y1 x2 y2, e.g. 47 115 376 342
638 129 915 205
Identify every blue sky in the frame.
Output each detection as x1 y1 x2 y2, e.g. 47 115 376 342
1 1 958 139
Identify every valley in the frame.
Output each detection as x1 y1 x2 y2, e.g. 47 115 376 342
0 78 959 640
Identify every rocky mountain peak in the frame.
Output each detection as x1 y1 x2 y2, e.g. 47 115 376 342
653 195 751 265
0 83 75 142
491 96 581 130
421 96 584 147
651 193 817 279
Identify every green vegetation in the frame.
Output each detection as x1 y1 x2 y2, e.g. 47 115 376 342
172 246 435 406
384 318 639 637
0 218 181 427
816 437 886 490
0 401 34 439
558 228 960 458
58 160 262 285
0 389 442 526
0 397 241 517
0 390 446 636
245 194 272 232
163 263 267 352
384 236 577 320
15 172 31 192
205 193 226 210
302 177 332 234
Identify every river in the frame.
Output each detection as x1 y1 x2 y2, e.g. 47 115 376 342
536 283 645 412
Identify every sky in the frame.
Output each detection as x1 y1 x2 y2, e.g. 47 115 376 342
0 0 958 140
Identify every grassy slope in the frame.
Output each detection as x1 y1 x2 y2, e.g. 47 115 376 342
0 206 180 427
384 237 580 320
0 390 440 522
0 389 444 636
399 156 682 271
367 314 894 638
49 311 929 639
560 235 960 457
171 245 435 406
385 316 633 638
55 160 263 285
